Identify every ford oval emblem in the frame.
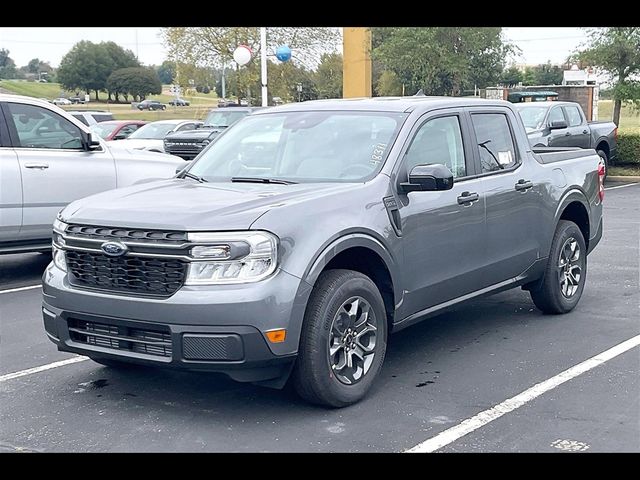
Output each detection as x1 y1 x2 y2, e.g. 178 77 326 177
101 241 128 257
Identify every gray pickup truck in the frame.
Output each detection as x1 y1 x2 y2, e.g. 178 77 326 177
0 95 183 254
514 101 617 171
43 97 604 407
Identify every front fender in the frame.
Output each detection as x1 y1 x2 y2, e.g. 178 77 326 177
302 232 403 309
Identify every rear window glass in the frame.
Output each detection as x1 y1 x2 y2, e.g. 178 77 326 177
93 114 115 123
72 114 89 126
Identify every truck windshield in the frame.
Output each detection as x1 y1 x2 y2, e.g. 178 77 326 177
189 111 407 183
515 106 548 132
204 110 248 128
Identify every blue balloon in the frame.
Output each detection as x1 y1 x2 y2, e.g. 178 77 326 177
275 45 292 62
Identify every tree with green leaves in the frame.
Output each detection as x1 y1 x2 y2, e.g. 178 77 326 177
107 67 161 102
156 60 175 84
577 27 640 126
57 41 139 101
500 66 523 87
0 49 18 79
315 53 342 99
371 28 514 96
162 27 339 103
376 70 403 96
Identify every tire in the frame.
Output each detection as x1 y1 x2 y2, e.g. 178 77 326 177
292 269 388 407
530 220 587 314
597 149 608 180
161 105 166 111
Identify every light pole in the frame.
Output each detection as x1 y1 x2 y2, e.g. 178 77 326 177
260 27 268 107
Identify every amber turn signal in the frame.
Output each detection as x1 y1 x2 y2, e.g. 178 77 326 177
265 329 287 343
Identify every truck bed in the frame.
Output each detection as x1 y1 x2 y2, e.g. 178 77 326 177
531 147 597 165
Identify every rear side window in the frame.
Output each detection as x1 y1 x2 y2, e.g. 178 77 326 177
471 113 517 173
564 106 583 127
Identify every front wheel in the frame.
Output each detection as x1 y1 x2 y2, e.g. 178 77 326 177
530 220 587 314
292 269 388 407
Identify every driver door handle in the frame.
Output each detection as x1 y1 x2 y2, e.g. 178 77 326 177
24 163 49 169
457 191 479 206
515 179 533 192
582 129 589 134
564 132 571 136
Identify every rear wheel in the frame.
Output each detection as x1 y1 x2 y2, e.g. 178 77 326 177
292 269 388 407
530 220 587 314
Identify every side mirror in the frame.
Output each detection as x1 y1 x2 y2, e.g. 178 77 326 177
83 132 101 151
400 164 454 193
113 133 127 140
549 120 568 130
175 161 192 174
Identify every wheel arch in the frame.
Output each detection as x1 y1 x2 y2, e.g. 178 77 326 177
554 190 591 252
303 234 401 328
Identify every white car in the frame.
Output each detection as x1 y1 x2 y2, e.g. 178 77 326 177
107 119 202 153
52 98 72 106
0 94 184 253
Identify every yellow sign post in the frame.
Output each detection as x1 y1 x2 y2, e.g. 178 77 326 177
342 28 372 98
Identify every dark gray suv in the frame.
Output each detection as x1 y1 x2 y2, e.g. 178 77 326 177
43 97 604 407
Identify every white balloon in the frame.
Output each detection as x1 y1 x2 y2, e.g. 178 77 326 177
233 45 252 66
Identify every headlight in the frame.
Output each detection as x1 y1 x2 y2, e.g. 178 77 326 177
53 217 68 234
185 231 278 285
52 244 67 272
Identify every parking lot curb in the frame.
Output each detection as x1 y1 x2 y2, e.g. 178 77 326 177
605 175 640 183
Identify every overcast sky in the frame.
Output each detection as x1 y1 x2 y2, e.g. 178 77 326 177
0 27 589 68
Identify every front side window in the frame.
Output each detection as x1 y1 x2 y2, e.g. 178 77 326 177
190 111 407 183
471 113 517 173
548 107 565 125
564 106 583 127
404 116 467 178
516 106 548 132
90 122 118 139
8 103 83 149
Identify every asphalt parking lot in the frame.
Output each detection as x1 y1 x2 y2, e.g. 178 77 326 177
1 183 638 453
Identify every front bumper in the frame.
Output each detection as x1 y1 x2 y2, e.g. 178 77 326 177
42 263 312 383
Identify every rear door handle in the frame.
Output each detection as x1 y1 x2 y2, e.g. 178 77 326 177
582 129 589 134
515 179 533 192
457 191 479 206
24 163 49 169
565 132 571 136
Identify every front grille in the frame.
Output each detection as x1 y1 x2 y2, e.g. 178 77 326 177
165 143 203 160
66 251 187 297
68 318 172 358
65 225 187 244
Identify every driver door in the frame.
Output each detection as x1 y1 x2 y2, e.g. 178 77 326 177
1 101 116 241
395 110 487 317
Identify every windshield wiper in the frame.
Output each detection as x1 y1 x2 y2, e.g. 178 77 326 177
231 176 297 185
180 171 208 183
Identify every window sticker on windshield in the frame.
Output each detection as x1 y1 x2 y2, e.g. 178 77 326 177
498 151 513 165
371 143 387 164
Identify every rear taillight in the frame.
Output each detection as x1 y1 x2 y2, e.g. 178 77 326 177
598 162 605 202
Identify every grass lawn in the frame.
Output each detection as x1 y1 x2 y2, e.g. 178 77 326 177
608 165 640 176
597 100 640 129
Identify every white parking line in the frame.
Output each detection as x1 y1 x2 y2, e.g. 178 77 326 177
0 284 41 295
405 334 640 453
0 356 89 383
605 183 639 190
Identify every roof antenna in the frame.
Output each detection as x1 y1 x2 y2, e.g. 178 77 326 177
414 89 425 96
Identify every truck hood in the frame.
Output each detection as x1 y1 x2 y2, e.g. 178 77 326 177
165 128 224 141
106 144 181 164
61 178 355 231
107 138 165 152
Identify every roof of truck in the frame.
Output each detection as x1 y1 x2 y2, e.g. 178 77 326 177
254 96 513 114
513 101 579 109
